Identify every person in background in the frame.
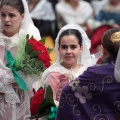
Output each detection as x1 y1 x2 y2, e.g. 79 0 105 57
41 24 96 104
96 0 120 26
55 0 94 34
56 27 120 120
89 24 112 54
28 0 58 40
0 0 41 119
91 0 108 16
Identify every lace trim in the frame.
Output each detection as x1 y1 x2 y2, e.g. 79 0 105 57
0 90 32 120
0 60 34 104
41 63 87 86
0 33 20 50
0 38 6 46
0 60 19 104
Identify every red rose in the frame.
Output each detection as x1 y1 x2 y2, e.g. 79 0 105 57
27 38 51 68
28 39 47 53
30 88 45 115
38 52 50 68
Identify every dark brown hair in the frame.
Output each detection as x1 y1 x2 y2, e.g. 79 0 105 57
0 0 24 14
59 29 83 47
102 27 120 58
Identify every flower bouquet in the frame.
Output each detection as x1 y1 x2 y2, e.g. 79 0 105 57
5 34 52 90
15 34 52 75
29 84 57 120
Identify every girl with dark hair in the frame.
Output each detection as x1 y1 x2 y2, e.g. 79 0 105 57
41 24 95 104
0 0 41 119
56 27 120 120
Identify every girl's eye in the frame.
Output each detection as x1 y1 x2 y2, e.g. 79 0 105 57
0 13 16 18
1 13 6 17
61 45 67 49
9 14 15 18
71 45 77 49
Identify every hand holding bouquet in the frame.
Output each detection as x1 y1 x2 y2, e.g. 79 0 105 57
30 84 57 120
5 34 52 90
15 34 52 76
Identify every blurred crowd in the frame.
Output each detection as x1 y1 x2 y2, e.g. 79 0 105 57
27 0 120 54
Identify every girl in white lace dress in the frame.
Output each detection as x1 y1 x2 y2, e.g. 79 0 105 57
41 24 95 103
0 0 41 120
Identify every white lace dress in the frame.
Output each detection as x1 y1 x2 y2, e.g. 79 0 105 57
0 33 35 120
41 63 87 102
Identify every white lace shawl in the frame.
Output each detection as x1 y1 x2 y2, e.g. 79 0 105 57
41 62 87 86
0 33 36 104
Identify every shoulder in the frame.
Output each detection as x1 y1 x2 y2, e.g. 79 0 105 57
81 62 114 79
77 65 87 75
41 63 63 82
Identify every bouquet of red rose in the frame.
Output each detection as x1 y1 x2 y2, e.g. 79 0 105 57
15 34 52 76
4 34 52 90
30 84 57 120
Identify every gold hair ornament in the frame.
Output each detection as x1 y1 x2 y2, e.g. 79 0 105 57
111 31 120 43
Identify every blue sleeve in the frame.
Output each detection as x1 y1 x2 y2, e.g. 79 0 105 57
95 10 105 21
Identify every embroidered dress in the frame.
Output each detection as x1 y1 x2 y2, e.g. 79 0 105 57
0 33 35 120
0 0 41 119
56 59 120 120
42 62 87 101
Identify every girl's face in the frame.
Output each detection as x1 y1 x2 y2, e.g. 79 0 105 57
59 34 83 66
0 5 24 36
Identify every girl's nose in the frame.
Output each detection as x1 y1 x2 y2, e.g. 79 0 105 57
4 16 10 22
67 48 72 53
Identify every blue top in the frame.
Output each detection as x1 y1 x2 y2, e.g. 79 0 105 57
96 10 120 25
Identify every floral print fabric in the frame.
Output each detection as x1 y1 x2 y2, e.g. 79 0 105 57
56 59 120 120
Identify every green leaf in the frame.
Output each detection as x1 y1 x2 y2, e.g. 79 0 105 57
44 84 53 100
25 43 32 54
30 35 34 39
26 34 29 40
30 50 39 58
48 48 53 54
37 99 55 114
39 37 46 44
37 87 43 92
